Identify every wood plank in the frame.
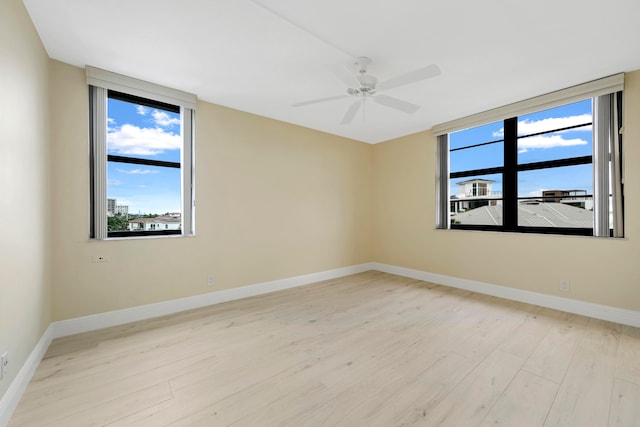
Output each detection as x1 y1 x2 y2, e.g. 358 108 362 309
498 306 556 360
170 342 442 426
45 382 173 427
402 349 525 426
478 370 558 427
543 319 621 427
609 379 640 427
347 351 477 427
522 311 588 383
615 325 640 386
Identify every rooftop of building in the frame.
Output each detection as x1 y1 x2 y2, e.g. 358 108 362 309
455 179 496 185
129 214 181 224
451 202 593 228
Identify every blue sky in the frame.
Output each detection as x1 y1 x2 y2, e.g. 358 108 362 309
449 99 593 199
107 98 182 215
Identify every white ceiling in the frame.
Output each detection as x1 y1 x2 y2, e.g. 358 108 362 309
24 0 640 144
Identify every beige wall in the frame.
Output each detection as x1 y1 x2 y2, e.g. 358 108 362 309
49 61 373 321
0 0 52 400
373 70 640 311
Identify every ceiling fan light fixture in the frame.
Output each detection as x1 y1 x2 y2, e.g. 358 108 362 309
356 74 377 90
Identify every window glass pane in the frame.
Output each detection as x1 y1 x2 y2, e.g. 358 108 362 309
450 173 503 226
517 164 593 228
107 162 182 231
450 120 504 172
450 141 504 173
107 97 182 163
518 99 592 165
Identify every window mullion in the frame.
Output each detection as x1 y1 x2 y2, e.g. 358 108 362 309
107 155 180 169
503 117 518 231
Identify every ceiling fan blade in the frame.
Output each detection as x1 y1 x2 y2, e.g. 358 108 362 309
377 64 440 92
292 94 349 107
373 94 420 114
341 101 361 125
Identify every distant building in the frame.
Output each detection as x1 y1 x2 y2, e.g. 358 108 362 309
541 190 592 210
128 213 181 231
107 198 128 217
450 181 592 213
107 198 116 215
114 204 128 215
450 179 502 213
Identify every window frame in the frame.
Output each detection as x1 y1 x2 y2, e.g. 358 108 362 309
87 67 196 240
435 75 624 238
449 113 595 236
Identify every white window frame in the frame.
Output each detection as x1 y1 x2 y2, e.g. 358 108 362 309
87 66 196 239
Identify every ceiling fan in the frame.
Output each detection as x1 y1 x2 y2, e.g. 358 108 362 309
292 57 440 125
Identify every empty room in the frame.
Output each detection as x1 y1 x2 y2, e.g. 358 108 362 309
2 0 640 426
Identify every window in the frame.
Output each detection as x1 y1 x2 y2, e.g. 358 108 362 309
435 75 624 237
88 67 196 239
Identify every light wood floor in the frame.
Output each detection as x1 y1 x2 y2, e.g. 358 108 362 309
8 271 640 426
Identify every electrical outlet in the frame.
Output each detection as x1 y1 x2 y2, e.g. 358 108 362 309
207 274 215 287
560 279 570 292
91 255 109 263
1 352 8 380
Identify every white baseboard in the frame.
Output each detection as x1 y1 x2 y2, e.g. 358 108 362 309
0 324 54 427
52 262 376 339
371 262 640 328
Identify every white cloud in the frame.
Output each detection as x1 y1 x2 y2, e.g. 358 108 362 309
152 110 180 127
518 134 588 151
493 114 591 138
107 118 117 132
490 114 591 151
108 124 181 156
135 105 179 127
519 114 591 136
108 179 122 186
116 168 159 175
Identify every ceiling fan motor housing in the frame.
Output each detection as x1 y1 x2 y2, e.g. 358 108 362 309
355 56 371 70
347 57 377 96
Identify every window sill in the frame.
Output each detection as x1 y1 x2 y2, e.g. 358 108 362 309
89 233 196 242
434 227 625 240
